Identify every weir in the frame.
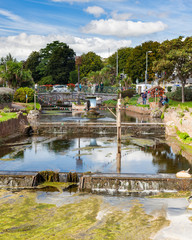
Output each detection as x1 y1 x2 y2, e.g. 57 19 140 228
0 171 192 194
35 122 165 137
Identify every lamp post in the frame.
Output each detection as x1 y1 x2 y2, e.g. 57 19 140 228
145 51 152 87
75 56 82 105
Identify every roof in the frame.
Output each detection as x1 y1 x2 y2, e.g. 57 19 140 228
148 85 164 92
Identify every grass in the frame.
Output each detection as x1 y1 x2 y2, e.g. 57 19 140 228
15 102 41 112
0 112 17 122
176 129 192 143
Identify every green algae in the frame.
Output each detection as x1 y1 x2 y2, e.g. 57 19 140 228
0 190 170 240
37 182 77 192
148 191 191 198
0 158 15 161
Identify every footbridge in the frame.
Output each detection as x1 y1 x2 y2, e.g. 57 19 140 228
37 92 117 107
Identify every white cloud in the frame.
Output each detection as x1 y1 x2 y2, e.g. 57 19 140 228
0 33 132 60
84 6 106 17
111 11 132 21
82 19 167 37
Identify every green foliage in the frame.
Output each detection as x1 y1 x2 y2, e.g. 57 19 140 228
14 87 35 103
0 92 13 103
167 86 172 92
37 41 75 84
121 96 129 106
0 61 33 88
166 88 192 101
0 111 17 122
153 36 192 102
102 99 117 106
69 70 78 84
80 52 103 79
38 75 54 85
121 89 136 98
177 111 185 118
24 51 41 83
161 112 164 119
176 130 192 143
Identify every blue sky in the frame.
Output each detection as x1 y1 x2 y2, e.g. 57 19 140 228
0 0 191 60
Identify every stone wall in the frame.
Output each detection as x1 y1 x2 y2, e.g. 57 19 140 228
126 105 150 115
0 112 29 139
164 108 192 137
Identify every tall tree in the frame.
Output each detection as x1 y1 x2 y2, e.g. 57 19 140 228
80 52 103 79
24 51 41 83
125 41 160 83
37 41 76 84
153 36 192 102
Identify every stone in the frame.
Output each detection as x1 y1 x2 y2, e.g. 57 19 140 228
176 169 191 178
150 108 162 118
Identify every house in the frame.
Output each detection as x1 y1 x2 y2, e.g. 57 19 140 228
136 82 152 94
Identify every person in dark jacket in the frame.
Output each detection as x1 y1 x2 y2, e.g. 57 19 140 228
87 100 90 111
142 91 147 104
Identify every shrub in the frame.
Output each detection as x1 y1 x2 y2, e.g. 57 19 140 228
167 86 172 92
0 93 13 104
166 88 192 101
121 89 136 98
14 87 35 103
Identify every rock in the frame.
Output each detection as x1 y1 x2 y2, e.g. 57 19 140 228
176 169 191 178
150 108 162 118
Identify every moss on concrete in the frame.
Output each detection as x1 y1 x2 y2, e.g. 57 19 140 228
148 191 191 198
0 190 170 240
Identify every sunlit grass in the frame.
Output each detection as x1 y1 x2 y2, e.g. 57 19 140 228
0 112 17 122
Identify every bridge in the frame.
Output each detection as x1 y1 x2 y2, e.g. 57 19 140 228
37 92 117 107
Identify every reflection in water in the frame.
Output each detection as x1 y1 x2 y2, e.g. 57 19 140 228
0 135 192 174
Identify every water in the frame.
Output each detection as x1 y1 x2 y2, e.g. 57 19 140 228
0 134 191 173
39 109 162 123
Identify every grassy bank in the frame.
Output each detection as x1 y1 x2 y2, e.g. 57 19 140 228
0 112 17 122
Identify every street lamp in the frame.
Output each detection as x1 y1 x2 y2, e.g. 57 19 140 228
145 51 152 86
75 56 82 105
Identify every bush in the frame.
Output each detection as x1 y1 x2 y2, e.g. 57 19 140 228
121 89 136 98
14 87 35 103
0 93 13 104
166 88 192 101
167 86 172 92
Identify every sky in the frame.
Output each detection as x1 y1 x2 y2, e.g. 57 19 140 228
0 0 191 60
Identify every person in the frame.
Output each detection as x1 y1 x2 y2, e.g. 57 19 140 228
79 83 81 91
142 91 147 105
87 100 90 111
95 83 99 92
100 82 104 92
159 96 163 105
162 95 169 105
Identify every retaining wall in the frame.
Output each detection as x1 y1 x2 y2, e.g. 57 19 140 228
0 113 29 139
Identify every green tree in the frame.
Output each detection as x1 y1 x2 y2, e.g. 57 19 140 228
125 41 160 83
69 70 78 84
0 61 33 88
108 47 133 74
24 51 41 83
153 36 192 102
37 41 76 84
80 52 103 79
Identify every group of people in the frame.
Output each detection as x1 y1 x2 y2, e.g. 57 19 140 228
159 95 169 105
141 91 169 106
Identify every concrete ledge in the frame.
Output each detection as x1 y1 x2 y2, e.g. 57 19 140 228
79 173 192 194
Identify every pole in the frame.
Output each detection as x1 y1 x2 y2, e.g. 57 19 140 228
116 98 121 173
34 91 36 110
116 50 118 77
145 51 148 87
77 64 80 104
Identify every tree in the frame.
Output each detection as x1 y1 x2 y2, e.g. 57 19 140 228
153 37 192 102
125 41 160 83
24 51 41 83
37 41 76 84
108 47 133 74
80 52 103 79
0 61 33 88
